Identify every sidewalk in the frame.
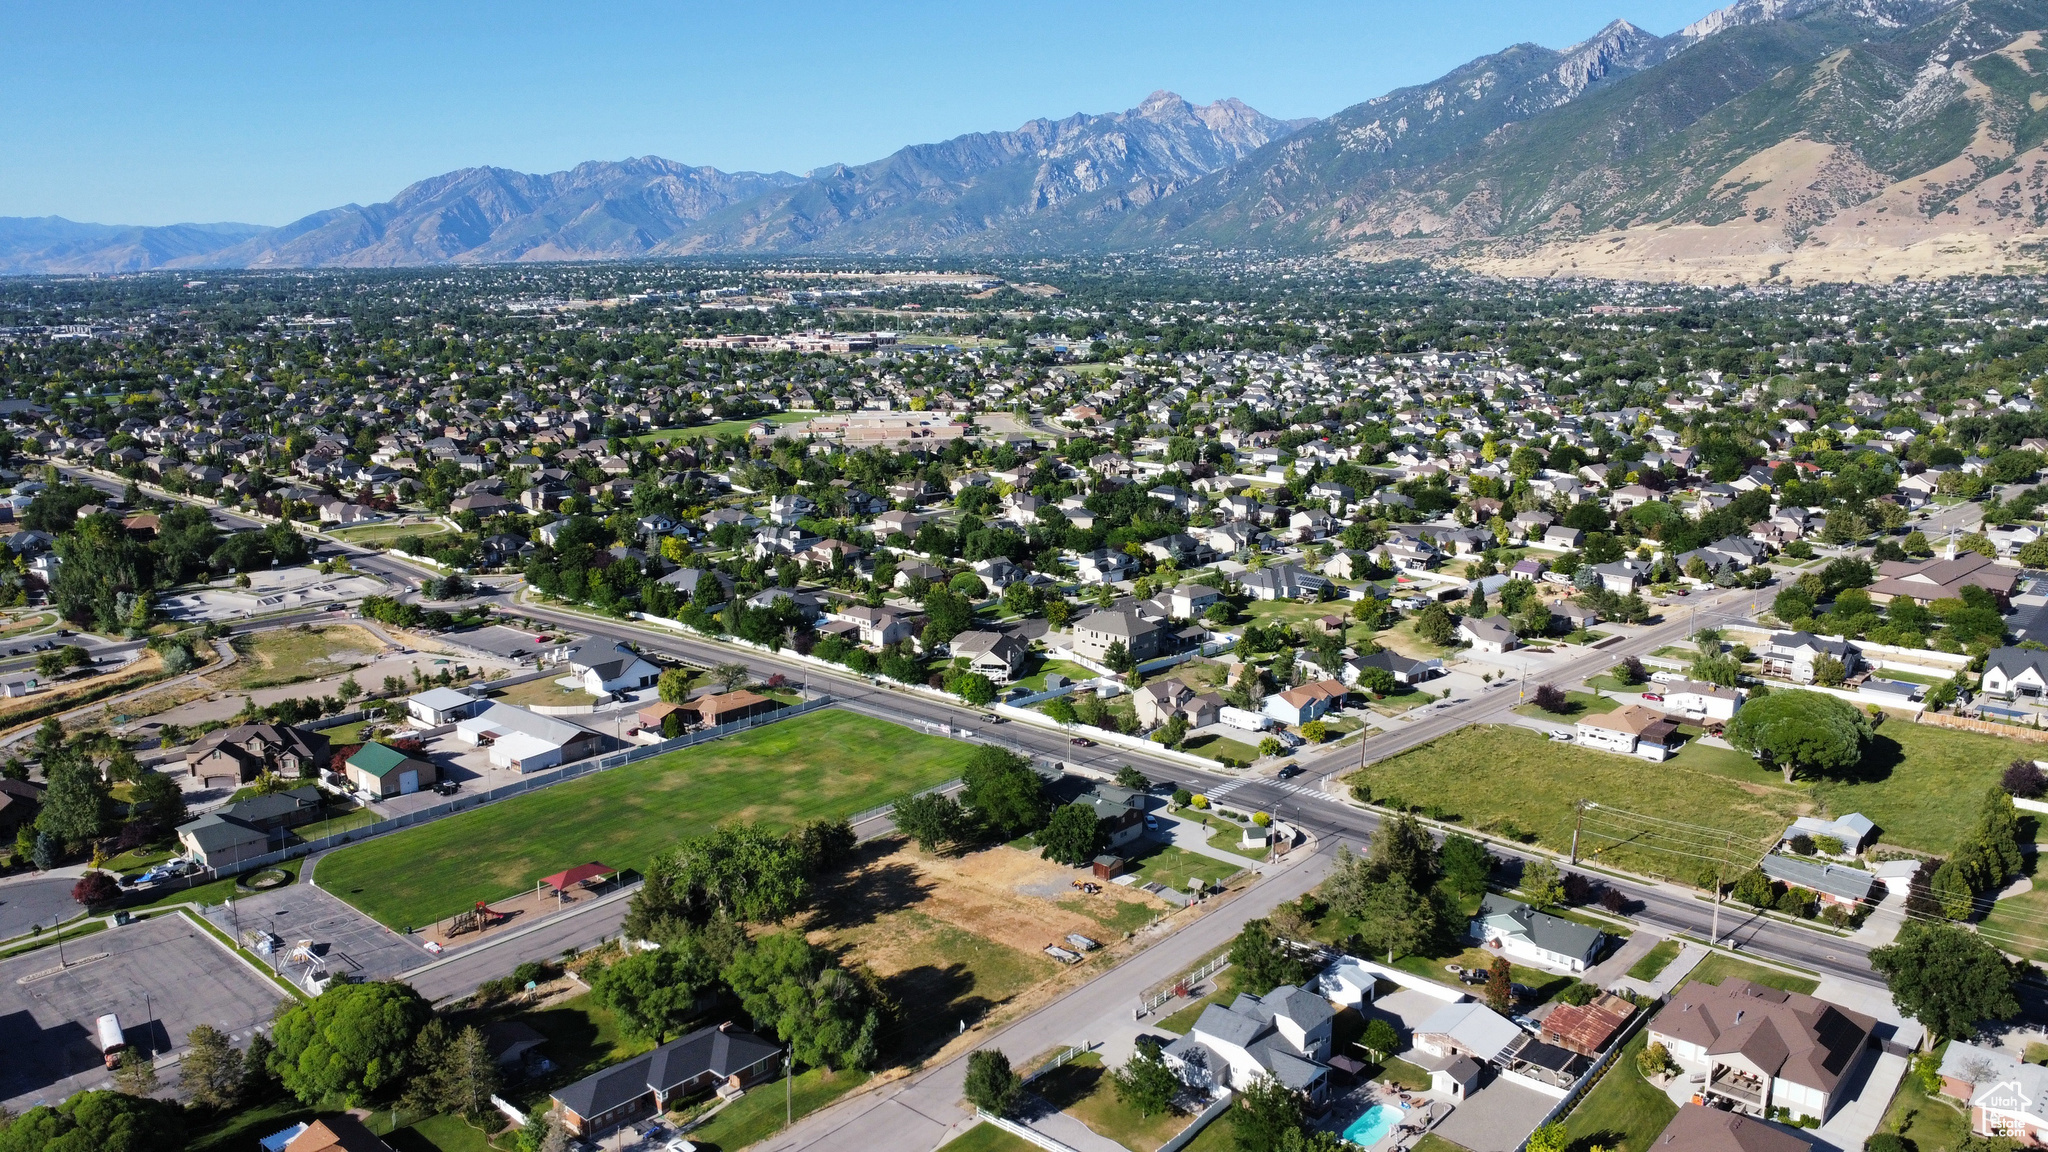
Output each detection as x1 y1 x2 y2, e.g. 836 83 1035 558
1155 813 1267 875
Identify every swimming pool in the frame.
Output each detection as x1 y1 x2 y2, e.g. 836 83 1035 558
1342 1103 1406 1147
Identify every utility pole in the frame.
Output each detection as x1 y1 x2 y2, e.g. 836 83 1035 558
1570 800 1587 865
1711 833 1729 946
785 1046 793 1128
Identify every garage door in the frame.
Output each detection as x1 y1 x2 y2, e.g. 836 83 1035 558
204 775 237 790
398 770 418 795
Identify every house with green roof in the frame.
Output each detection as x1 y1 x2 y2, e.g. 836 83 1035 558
344 741 438 798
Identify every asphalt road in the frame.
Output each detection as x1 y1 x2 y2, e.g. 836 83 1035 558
0 876 83 939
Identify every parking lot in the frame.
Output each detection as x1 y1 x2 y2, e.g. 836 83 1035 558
200 878 429 983
445 623 577 661
0 912 291 1111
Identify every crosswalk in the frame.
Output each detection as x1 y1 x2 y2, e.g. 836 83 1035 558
1201 777 1344 804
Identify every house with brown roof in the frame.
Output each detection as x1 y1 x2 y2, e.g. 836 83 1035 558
1647 979 1879 1124
1866 550 2018 608
1653 1105 1813 1152
693 690 780 727
1263 679 1348 727
282 1115 395 1152
1576 703 1682 761
1134 678 1223 730
1541 992 1636 1056
184 723 331 788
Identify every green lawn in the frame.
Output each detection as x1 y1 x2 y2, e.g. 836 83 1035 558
1511 691 1618 720
940 1123 1040 1152
318 710 969 929
1206 824 1271 860
187 1098 326 1152
488 678 601 708
1011 659 1097 692
1683 952 1820 995
1157 989 1232 1034
1412 1135 1475 1152
1626 939 1682 982
684 1066 871 1152
1351 726 1804 880
632 412 812 445
1821 722 2043 854
1877 1041 1972 1152
1561 1031 1677 1152
320 719 372 744
1180 733 1265 765
1033 1052 1191 1152
329 520 455 548
0 919 106 960
1979 854 2048 960
1122 843 1241 891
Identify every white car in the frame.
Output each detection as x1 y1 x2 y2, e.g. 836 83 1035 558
1547 731 1574 742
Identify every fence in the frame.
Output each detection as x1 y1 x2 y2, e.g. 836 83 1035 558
846 777 964 829
1023 1043 1094 1085
1513 999 1658 1151
1136 951 1232 1018
1919 709 2048 742
1156 1091 1234 1152
203 696 835 882
975 1111 1081 1152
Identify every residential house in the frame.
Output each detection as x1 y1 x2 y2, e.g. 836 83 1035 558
0 778 40 839
1759 854 1877 909
824 604 920 648
1167 583 1222 620
177 812 272 868
1590 559 1654 594
1162 987 1336 1105
1469 894 1604 972
1575 703 1682 761
1074 548 1137 585
1457 616 1518 653
344 742 438 798
1935 1039 2048 1143
1241 563 1329 602
656 567 734 605
1071 608 1161 663
551 1022 783 1137
1779 813 1877 855
1134 678 1223 730
280 1116 398 1152
184 723 331 788
1075 783 1148 851
1347 649 1441 686
1541 993 1636 1056
1983 646 2048 699
1653 1106 1815 1152
1656 679 1745 722
1648 979 1879 1124
948 630 1030 684
1760 633 1863 684
1412 1000 1523 1065
560 639 662 694
692 690 781 727
1263 679 1347 727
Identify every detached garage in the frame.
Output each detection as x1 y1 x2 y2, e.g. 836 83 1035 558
345 742 437 798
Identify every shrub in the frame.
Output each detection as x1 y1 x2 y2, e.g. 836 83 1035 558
1788 833 1816 856
2004 758 2047 799
1172 788 1193 808
1190 794 1209 809
1532 683 1569 713
1598 887 1629 913
1252 811 1271 828
72 870 118 907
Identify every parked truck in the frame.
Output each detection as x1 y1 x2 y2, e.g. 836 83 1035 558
95 1013 124 1068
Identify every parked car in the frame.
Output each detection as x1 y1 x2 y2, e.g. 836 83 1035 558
1641 692 1664 702
1547 731 1574 742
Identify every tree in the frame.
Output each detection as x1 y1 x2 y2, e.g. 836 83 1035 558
337 674 362 704
72 870 117 907
1361 1018 1400 1062
1111 1042 1180 1118
1526 1122 1569 1152
1637 1041 1675 1079
1229 919 1307 993
1726 689 1872 783
37 762 107 845
1103 639 1133 674
657 667 694 703
1038 803 1107 866
1810 653 1846 687
1870 921 2020 1041
0 1090 184 1152
652 822 815 924
594 947 711 1043
964 1049 1021 1116
1043 696 1078 726
892 792 968 854
1230 1075 1305 1152
712 662 750 693
1355 874 1439 961
1731 868 1777 908
1690 650 1742 688
435 1025 501 1121
271 980 432 1105
1116 764 1149 790
179 1024 244 1111
1532 683 1568 713
1368 814 1441 891
1441 834 1492 896
1485 957 1512 1014
1413 602 1455 646
1611 657 1646 686
113 1048 158 1097
2003 759 2047 799
1356 666 1397 696
1521 859 1564 908
961 745 1048 839
129 770 186 830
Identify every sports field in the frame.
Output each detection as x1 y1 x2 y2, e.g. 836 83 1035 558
317 709 968 929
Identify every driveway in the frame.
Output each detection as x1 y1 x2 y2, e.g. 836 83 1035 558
1427 1074 1556 1152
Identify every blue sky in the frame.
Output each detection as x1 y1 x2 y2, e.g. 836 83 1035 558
5 1 1714 227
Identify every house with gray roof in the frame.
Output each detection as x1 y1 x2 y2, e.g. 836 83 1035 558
1759 854 1877 908
1161 985 1336 1104
1983 645 2048 700
1779 813 1876 855
1760 633 1863 684
1469 893 1604 972
551 1022 781 1137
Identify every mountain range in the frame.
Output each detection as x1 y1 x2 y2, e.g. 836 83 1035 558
11 0 2048 282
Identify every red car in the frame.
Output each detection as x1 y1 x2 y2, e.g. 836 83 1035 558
1641 692 1664 702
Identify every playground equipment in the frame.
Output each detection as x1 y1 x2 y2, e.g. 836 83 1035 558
446 901 511 937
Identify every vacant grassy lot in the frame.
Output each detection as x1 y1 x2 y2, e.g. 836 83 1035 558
1180 732 1264 764
488 677 601 708
941 1124 1039 1152
1684 952 1819 995
215 624 382 690
1561 1032 1676 1152
1820 721 2040 853
1979 856 2048 960
633 412 812 445
328 520 454 548
1124 842 1241 890
1352 726 1805 879
319 710 967 928
1511 691 1617 720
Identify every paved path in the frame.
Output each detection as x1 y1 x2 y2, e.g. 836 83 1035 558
1155 812 1267 874
0 876 82 939
750 841 1349 1152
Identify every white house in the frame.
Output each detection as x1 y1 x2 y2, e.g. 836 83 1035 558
560 639 662 695
1456 616 1518 654
1308 956 1378 1009
407 686 485 727
1411 1000 1522 1065
1649 979 1878 1124
1575 703 1682 761
1161 987 1336 1105
1983 646 2048 699
1262 679 1347 727
1657 679 1745 722
1469 894 1604 972
455 704 607 773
